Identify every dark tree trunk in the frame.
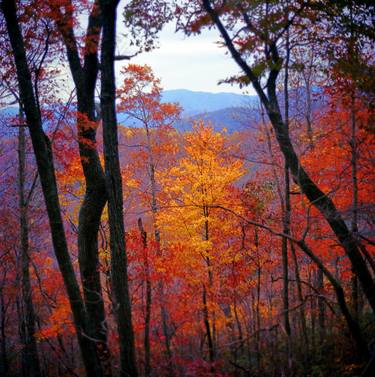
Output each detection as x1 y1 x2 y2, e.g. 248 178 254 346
282 33 292 371
316 269 325 349
202 284 215 367
99 1 138 375
138 218 151 377
53 2 111 372
16 296 28 377
254 229 261 371
350 93 361 321
0 285 9 376
290 242 309 366
233 299 244 356
202 213 215 369
76 85 109 377
1 2 101 376
18 124 42 377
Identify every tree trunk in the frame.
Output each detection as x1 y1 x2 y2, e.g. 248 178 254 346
316 269 325 349
290 242 309 366
53 2 111 371
254 229 261 371
303 68 313 147
16 296 28 377
138 219 151 377
144 125 173 373
1 2 101 376
233 299 244 356
202 284 215 367
350 93 361 321
202 212 215 368
99 1 138 375
18 123 42 377
282 35 292 371
0 285 9 376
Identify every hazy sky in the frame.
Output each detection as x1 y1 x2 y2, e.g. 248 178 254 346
115 23 256 95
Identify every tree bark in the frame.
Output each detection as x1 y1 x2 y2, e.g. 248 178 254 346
202 284 215 367
138 218 151 377
52 2 111 372
202 212 215 368
99 0 138 375
316 269 325 350
282 32 292 371
350 92 361 321
1 2 101 376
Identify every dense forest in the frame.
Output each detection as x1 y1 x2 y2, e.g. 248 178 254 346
0 1 374 376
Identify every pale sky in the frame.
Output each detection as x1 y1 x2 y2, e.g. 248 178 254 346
54 6 257 99
115 22 256 95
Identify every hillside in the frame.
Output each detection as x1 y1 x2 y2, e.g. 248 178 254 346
175 106 261 132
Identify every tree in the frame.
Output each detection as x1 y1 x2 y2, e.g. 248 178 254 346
118 63 181 373
99 0 138 375
157 122 245 368
0 1 101 375
46 1 111 372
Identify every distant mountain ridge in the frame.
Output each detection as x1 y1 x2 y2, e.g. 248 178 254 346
175 106 260 133
1 89 261 133
119 89 260 131
161 89 258 116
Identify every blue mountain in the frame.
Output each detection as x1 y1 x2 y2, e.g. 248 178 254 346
161 89 258 116
1 90 261 133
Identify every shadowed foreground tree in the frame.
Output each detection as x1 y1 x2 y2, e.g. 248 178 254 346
100 0 138 376
46 1 111 372
0 1 102 376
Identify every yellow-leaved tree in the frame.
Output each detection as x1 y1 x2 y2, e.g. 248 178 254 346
157 121 246 367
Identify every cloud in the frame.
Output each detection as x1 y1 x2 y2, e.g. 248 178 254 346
116 23 255 94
